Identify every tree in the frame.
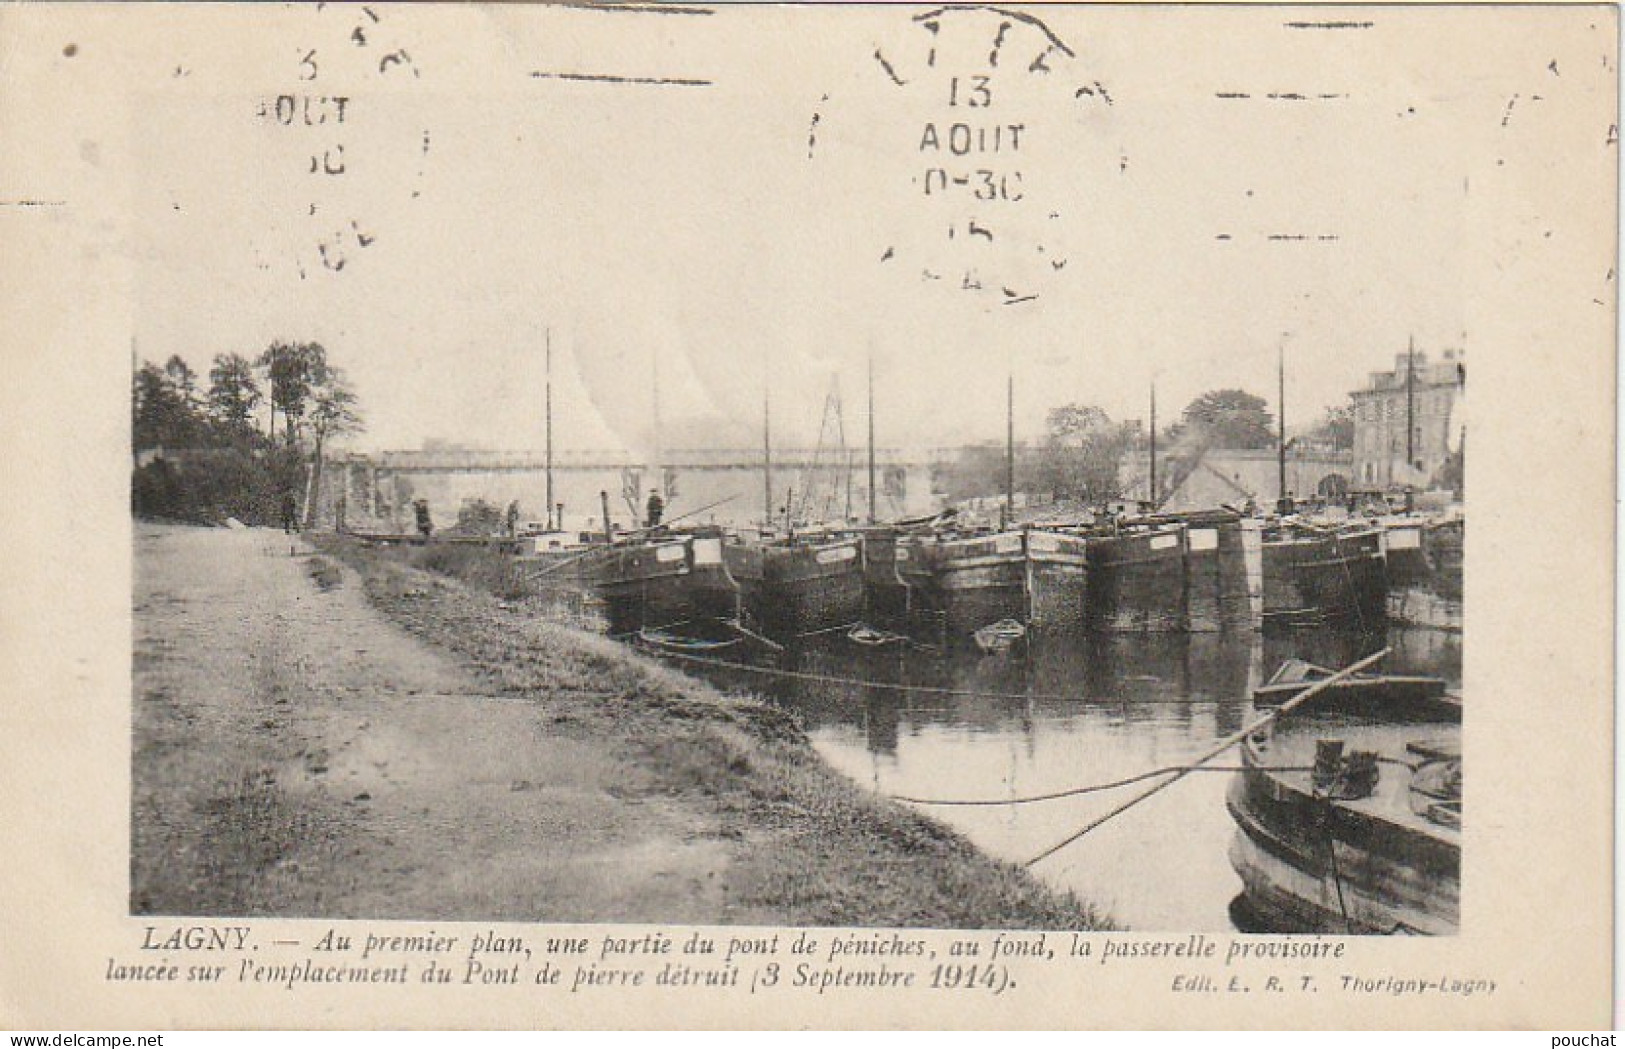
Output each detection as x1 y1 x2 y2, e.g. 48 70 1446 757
163 355 199 411
936 442 1005 503
451 498 506 536
133 362 193 450
256 341 327 445
1305 404 1354 450
302 362 364 527
130 343 361 528
307 363 362 450
1037 403 1137 507
1180 389 1274 450
207 352 262 439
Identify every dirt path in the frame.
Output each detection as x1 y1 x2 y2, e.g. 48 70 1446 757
134 523 1108 929
133 523 733 921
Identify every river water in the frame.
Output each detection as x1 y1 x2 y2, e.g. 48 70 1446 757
680 624 1462 931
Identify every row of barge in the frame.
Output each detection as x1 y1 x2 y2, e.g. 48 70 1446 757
356 511 1463 934
579 517 1466 936
544 513 1462 648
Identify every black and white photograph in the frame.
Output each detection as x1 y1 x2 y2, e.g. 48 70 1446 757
2 0 1615 1030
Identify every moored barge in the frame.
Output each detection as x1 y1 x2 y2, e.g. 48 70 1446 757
856 526 917 631
591 530 741 638
1086 522 1190 632
723 532 866 639
1261 525 1387 632
1380 519 1432 587
1024 528 1090 635
898 530 1029 643
1252 659 1453 718
1227 677 1461 934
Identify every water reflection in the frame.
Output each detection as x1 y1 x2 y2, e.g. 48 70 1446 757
679 625 1461 931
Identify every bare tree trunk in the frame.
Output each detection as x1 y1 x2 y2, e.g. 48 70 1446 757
303 434 323 529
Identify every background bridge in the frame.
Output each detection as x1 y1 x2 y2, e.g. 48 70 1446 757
314 447 948 532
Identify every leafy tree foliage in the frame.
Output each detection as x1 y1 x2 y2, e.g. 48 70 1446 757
131 341 363 526
933 442 1041 504
163 355 200 410
450 498 507 537
1305 404 1354 450
934 405 1137 511
133 362 196 450
256 341 329 445
1179 388 1275 450
206 353 262 438
1035 403 1138 507
301 364 364 526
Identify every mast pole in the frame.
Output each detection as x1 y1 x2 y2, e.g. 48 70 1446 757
652 349 662 493
1149 380 1158 510
763 381 773 527
1277 340 1287 508
1005 371 1015 528
1406 335 1416 475
545 327 554 530
868 350 878 524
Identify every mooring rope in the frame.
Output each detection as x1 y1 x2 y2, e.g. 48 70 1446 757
629 636 1431 731
1314 794 1358 934
1022 648 1392 866
1336 532 1375 635
888 765 1315 806
634 644 1089 703
891 753 1420 807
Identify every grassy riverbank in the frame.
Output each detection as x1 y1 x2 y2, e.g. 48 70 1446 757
314 535 1114 929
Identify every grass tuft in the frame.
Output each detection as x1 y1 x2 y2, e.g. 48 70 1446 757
305 557 343 591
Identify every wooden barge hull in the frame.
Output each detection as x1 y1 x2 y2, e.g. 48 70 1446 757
1422 519 1464 600
725 537 865 638
1226 747 1459 935
1184 517 1254 632
1381 522 1433 587
893 518 1252 640
1252 677 1454 719
1025 530 1089 634
1262 530 1387 631
858 528 916 630
592 536 740 637
1087 526 1188 633
900 532 1028 642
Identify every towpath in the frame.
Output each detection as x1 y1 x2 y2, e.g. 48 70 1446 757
132 523 734 921
133 522 1106 929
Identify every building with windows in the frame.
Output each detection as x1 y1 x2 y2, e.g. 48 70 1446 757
1350 347 1466 490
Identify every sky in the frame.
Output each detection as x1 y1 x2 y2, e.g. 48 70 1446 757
125 4 1611 454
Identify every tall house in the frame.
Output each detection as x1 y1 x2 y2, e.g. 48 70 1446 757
1350 347 1466 489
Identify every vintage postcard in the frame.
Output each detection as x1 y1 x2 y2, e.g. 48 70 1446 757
0 1 1615 1029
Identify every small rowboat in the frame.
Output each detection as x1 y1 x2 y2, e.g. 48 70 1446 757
972 617 1027 654
1252 659 1457 720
